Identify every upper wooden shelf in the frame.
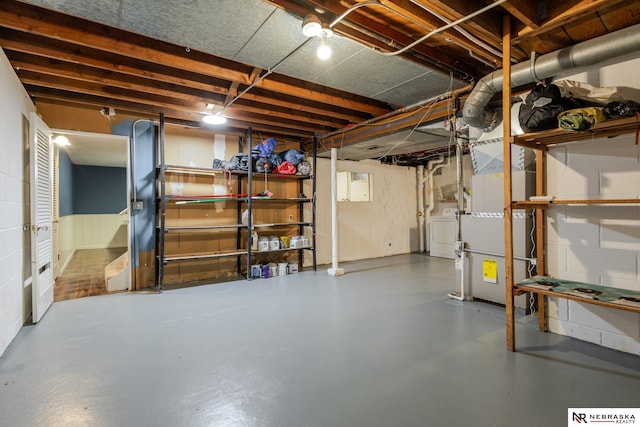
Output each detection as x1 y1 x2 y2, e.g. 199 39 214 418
510 115 640 149
163 165 232 176
163 165 312 180
512 198 640 209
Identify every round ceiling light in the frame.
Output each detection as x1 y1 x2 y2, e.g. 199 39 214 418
302 14 322 37
203 114 227 125
53 135 70 146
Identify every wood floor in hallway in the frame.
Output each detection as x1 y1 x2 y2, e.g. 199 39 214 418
54 248 127 301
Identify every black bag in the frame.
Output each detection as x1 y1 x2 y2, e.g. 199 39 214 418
518 84 564 133
603 100 640 118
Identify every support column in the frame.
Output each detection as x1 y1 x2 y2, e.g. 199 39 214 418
328 147 344 276
502 15 516 351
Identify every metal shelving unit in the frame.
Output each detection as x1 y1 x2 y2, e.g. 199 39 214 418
156 128 317 287
244 136 317 279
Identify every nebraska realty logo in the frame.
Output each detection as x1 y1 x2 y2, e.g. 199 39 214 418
569 408 638 425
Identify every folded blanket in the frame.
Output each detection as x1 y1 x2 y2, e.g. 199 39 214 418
558 107 607 131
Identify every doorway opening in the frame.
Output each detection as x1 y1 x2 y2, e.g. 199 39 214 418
52 130 131 301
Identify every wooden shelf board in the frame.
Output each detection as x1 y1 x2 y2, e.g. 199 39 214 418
164 250 247 262
248 198 311 203
511 115 640 148
252 247 314 254
515 276 640 314
249 173 312 180
253 222 311 227
164 165 240 176
164 225 246 231
512 198 640 209
162 165 313 180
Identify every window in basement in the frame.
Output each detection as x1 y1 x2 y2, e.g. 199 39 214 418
337 171 371 202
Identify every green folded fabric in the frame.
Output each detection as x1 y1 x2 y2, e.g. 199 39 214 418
558 107 607 131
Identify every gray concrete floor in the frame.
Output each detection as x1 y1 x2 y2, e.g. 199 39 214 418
1 254 638 427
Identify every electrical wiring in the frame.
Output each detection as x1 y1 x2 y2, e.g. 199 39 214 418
372 99 439 160
319 74 467 162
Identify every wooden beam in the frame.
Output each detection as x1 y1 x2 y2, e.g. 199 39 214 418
0 0 253 83
249 67 262 84
502 15 516 352
30 92 311 140
409 0 507 51
3 40 372 123
502 0 540 29
277 0 484 78
0 1 391 117
0 30 232 94
21 75 333 133
224 81 240 108
316 97 453 151
379 0 502 66
512 0 628 43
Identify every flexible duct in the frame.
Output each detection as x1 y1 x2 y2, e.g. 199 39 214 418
463 23 640 129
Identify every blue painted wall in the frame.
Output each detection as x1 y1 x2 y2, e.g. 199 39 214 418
59 150 74 217
112 119 156 288
58 148 126 216
72 165 126 214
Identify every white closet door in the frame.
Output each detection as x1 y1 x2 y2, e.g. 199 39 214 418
30 112 54 323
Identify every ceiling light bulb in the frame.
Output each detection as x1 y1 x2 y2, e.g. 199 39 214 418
203 114 227 125
53 135 70 146
317 36 331 60
302 14 322 37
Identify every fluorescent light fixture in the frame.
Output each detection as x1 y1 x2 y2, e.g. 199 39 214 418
203 113 227 125
53 135 70 146
302 14 322 37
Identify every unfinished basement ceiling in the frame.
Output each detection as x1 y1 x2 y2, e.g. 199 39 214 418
3 0 640 160
20 0 464 108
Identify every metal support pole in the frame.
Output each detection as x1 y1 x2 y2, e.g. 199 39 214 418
327 147 344 276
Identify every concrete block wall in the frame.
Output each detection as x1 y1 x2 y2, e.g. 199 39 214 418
312 158 419 265
544 56 640 355
0 51 36 357
545 128 640 355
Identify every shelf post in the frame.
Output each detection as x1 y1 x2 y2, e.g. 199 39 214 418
502 15 516 351
157 112 166 292
535 149 547 331
246 127 253 279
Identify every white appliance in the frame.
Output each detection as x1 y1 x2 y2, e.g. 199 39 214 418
430 208 456 259
461 171 535 309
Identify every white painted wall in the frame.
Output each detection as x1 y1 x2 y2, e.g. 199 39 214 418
310 158 419 265
70 214 128 249
58 214 128 274
58 215 74 273
0 50 36 357
544 57 640 355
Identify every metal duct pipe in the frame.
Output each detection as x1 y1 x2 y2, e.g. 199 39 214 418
417 165 425 252
463 23 640 129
